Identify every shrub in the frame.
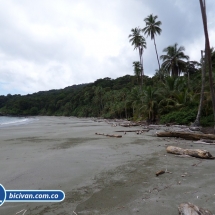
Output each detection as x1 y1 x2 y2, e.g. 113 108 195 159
160 108 197 125
200 114 214 127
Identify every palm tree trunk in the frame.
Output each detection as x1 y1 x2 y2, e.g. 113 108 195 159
125 105 127 119
199 0 215 133
187 71 190 90
172 65 178 77
193 50 205 126
132 104 135 117
141 55 144 89
153 37 161 70
139 48 143 87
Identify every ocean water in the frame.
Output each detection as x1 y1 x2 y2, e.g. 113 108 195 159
0 116 31 127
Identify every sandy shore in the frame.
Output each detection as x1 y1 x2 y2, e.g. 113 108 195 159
0 117 215 214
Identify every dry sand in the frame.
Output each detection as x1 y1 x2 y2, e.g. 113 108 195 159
0 117 215 215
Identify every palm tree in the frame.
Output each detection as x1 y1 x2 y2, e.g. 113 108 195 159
141 86 160 122
199 0 215 131
127 87 142 118
143 14 162 70
154 68 169 81
129 27 147 86
160 43 189 77
193 50 206 126
184 60 201 89
133 61 141 85
210 47 215 69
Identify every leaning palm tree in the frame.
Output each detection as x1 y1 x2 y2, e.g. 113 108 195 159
143 14 162 70
129 27 147 86
160 43 189 77
199 0 215 132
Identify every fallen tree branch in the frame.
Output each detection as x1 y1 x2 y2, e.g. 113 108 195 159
16 209 27 215
192 160 203 166
166 146 215 159
157 131 215 140
152 183 174 193
178 202 213 215
95 133 122 138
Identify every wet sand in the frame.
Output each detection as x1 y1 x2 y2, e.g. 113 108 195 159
0 117 215 214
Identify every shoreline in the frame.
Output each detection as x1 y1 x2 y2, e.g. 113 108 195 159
0 116 37 128
0 116 214 214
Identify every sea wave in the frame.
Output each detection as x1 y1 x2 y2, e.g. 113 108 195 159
0 117 37 127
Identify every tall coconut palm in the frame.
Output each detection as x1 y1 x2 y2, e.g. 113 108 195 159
143 14 162 70
199 0 215 132
141 86 160 122
160 43 189 77
193 50 205 126
128 86 142 118
129 27 147 86
132 61 141 85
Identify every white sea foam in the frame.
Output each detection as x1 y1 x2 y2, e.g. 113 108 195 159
0 116 36 127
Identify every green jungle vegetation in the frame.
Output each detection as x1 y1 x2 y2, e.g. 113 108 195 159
0 12 215 127
0 68 214 126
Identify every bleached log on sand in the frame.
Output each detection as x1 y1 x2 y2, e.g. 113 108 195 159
166 146 214 159
178 203 213 215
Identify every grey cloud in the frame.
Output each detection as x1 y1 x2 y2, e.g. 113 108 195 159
0 0 215 95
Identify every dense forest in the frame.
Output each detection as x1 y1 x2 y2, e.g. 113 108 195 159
0 65 214 127
1 7 215 127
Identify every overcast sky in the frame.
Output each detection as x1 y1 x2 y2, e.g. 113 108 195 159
0 0 215 95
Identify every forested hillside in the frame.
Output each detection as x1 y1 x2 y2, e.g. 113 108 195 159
0 71 214 126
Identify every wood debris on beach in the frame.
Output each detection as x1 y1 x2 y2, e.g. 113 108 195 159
95 133 122 138
155 170 165 177
178 203 213 215
157 131 215 141
115 129 149 133
166 146 215 159
194 139 215 145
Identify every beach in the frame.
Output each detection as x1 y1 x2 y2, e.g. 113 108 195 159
0 116 215 215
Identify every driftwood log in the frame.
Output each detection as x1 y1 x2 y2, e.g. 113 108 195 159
201 139 215 143
189 127 201 131
166 146 214 159
178 203 213 215
95 133 122 138
194 140 215 145
157 131 215 140
156 170 165 176
120 123 141 127
115 129 149 132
